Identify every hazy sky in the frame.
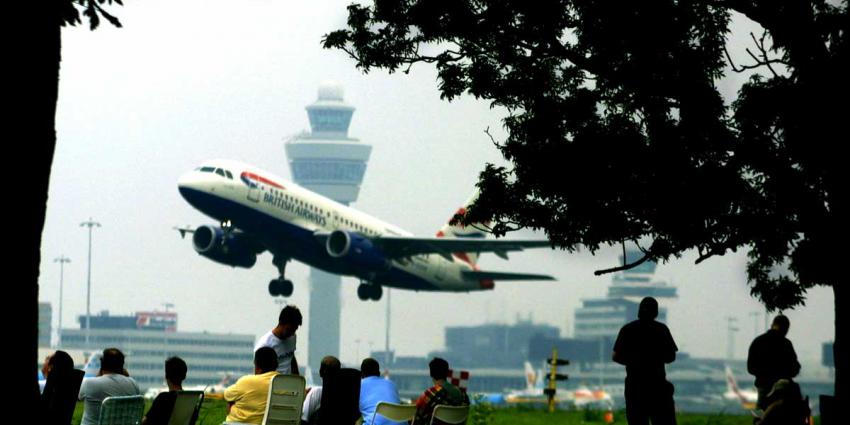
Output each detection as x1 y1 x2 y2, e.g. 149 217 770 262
40 0 834 370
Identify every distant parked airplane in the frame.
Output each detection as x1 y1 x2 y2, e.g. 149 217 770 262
178 160 555 301
480 362 613 408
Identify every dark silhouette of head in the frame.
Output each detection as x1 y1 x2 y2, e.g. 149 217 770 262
429 357 450 381
320 356 341 379
254 347 279 373
44 350 74 378
165 356 187 385
101 348 125 374
771 315 790 336
277 305 303 338
361 358 381 378
638 297 659 320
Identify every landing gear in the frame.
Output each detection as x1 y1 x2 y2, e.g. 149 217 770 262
268 278 294 297
357 283 383 301
269 256 293 297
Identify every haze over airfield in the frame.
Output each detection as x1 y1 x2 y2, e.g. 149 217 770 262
40 0 833 369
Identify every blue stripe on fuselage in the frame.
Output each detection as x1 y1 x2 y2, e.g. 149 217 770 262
179 187 441 291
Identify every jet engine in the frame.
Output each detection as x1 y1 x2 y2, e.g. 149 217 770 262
325 230 389 272
192 225 257 268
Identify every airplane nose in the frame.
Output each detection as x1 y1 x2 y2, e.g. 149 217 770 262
177 171 207 200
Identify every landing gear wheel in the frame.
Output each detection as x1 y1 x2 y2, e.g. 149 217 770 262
268 279 294 297
280 279 294 297
370 285 383 301
357 284 370 301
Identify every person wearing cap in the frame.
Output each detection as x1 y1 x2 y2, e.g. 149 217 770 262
747 315 800 410
612 296 678 425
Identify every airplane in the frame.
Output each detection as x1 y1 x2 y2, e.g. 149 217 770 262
177 160 555 301
38 351 102 393
723 365 758 409
479 362 612 408
502 361 571 405
573 384 614 409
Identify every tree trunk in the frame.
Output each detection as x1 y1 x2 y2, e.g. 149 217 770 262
16 0 61 411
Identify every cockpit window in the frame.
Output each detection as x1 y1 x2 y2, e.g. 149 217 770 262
224 170 233 179
200 166 216 173
215 168 226 177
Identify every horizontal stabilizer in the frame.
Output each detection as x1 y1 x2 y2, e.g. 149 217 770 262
462 271 555 281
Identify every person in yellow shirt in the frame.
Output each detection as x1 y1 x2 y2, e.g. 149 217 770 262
224 347 280 424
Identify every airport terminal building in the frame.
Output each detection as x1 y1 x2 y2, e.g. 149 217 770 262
59 310 255 389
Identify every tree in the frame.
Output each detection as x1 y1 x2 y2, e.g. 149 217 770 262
323 0 848 402
22 0 122 410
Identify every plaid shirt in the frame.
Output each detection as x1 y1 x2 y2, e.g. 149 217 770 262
414 381 469 424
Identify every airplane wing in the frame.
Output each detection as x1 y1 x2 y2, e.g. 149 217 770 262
462 271 555 281
314 233 551 259
173 226 195 239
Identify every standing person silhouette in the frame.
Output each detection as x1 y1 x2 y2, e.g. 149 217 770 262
255 305 302 375
747 314 800 410
613 297 678 425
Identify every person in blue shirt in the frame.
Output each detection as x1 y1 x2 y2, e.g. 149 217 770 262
359 358 403 425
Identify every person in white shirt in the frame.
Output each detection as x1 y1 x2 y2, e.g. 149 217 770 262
255 305 302 375
78 348 141 425
301 356 341 424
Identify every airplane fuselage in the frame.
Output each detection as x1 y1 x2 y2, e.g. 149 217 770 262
178 160 488 292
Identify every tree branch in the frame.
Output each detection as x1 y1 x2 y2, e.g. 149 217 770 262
594 253 652 275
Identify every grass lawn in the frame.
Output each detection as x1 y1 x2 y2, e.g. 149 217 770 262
72 398 816 425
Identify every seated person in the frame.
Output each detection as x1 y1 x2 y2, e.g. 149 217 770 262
755 379 810 425
78 348 141 425
142 356 188 425
301 356 341 425
224 347 280 424
414 358 469 425
40 350 80 425
40 350 75 393
359 358 403 425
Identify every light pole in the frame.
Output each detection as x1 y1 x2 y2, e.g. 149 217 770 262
355 339 361 362
54 255 71 346
749 311 762 338
384 288 391 369
726 316 739 361
81 218 101 347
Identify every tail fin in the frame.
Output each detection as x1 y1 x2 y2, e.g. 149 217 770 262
726 366 743 399
437 191 490 266
524 361 538 391
83 352 102 378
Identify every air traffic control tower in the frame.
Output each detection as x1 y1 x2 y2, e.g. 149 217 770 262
285 82 371 370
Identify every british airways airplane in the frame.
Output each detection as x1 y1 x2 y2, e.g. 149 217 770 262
177 159 554 301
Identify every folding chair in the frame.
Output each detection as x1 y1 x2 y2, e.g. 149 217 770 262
167 390 205 425
41 368 84 425
98 395 145 425
370 402 416 425
430 404 469 425
262 374 307 425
